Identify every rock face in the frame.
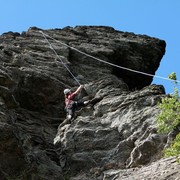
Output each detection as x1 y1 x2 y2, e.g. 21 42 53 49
0 26 179 180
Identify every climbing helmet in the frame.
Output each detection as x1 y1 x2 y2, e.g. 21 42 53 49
64 88 71 95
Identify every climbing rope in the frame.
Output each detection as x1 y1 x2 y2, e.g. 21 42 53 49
40 31 81 86
39 30 180 85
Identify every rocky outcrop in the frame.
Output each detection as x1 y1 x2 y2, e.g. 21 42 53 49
103 156 180 180
1 26 178 180
54 78 167 178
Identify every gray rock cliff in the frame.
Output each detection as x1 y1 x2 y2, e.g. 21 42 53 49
0 26 179 180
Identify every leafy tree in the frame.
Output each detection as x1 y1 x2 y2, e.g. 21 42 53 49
168 72 179 99
156 72 180 159
168 72 177 82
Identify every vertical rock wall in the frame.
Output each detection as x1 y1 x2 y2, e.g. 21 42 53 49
0 26 174 180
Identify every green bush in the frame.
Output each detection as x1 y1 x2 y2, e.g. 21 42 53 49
157 95 180 133
164 133 180 160
156 72 180 159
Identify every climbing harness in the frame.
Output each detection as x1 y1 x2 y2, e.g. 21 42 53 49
39 31 180 85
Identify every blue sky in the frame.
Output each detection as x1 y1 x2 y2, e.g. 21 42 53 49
1 0 180 94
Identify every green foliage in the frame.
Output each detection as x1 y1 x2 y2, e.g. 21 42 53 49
168 72 179 99
157 95 180 133
164 133 180 160
156 72 180 159
168 72 177 82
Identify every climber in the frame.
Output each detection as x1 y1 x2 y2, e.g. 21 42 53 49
64 85 89 120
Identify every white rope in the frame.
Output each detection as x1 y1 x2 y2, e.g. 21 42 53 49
39 31 180 84
40 31 81 86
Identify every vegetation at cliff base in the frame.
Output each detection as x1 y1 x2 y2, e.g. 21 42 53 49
164 133 180 159
156 72 180 159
